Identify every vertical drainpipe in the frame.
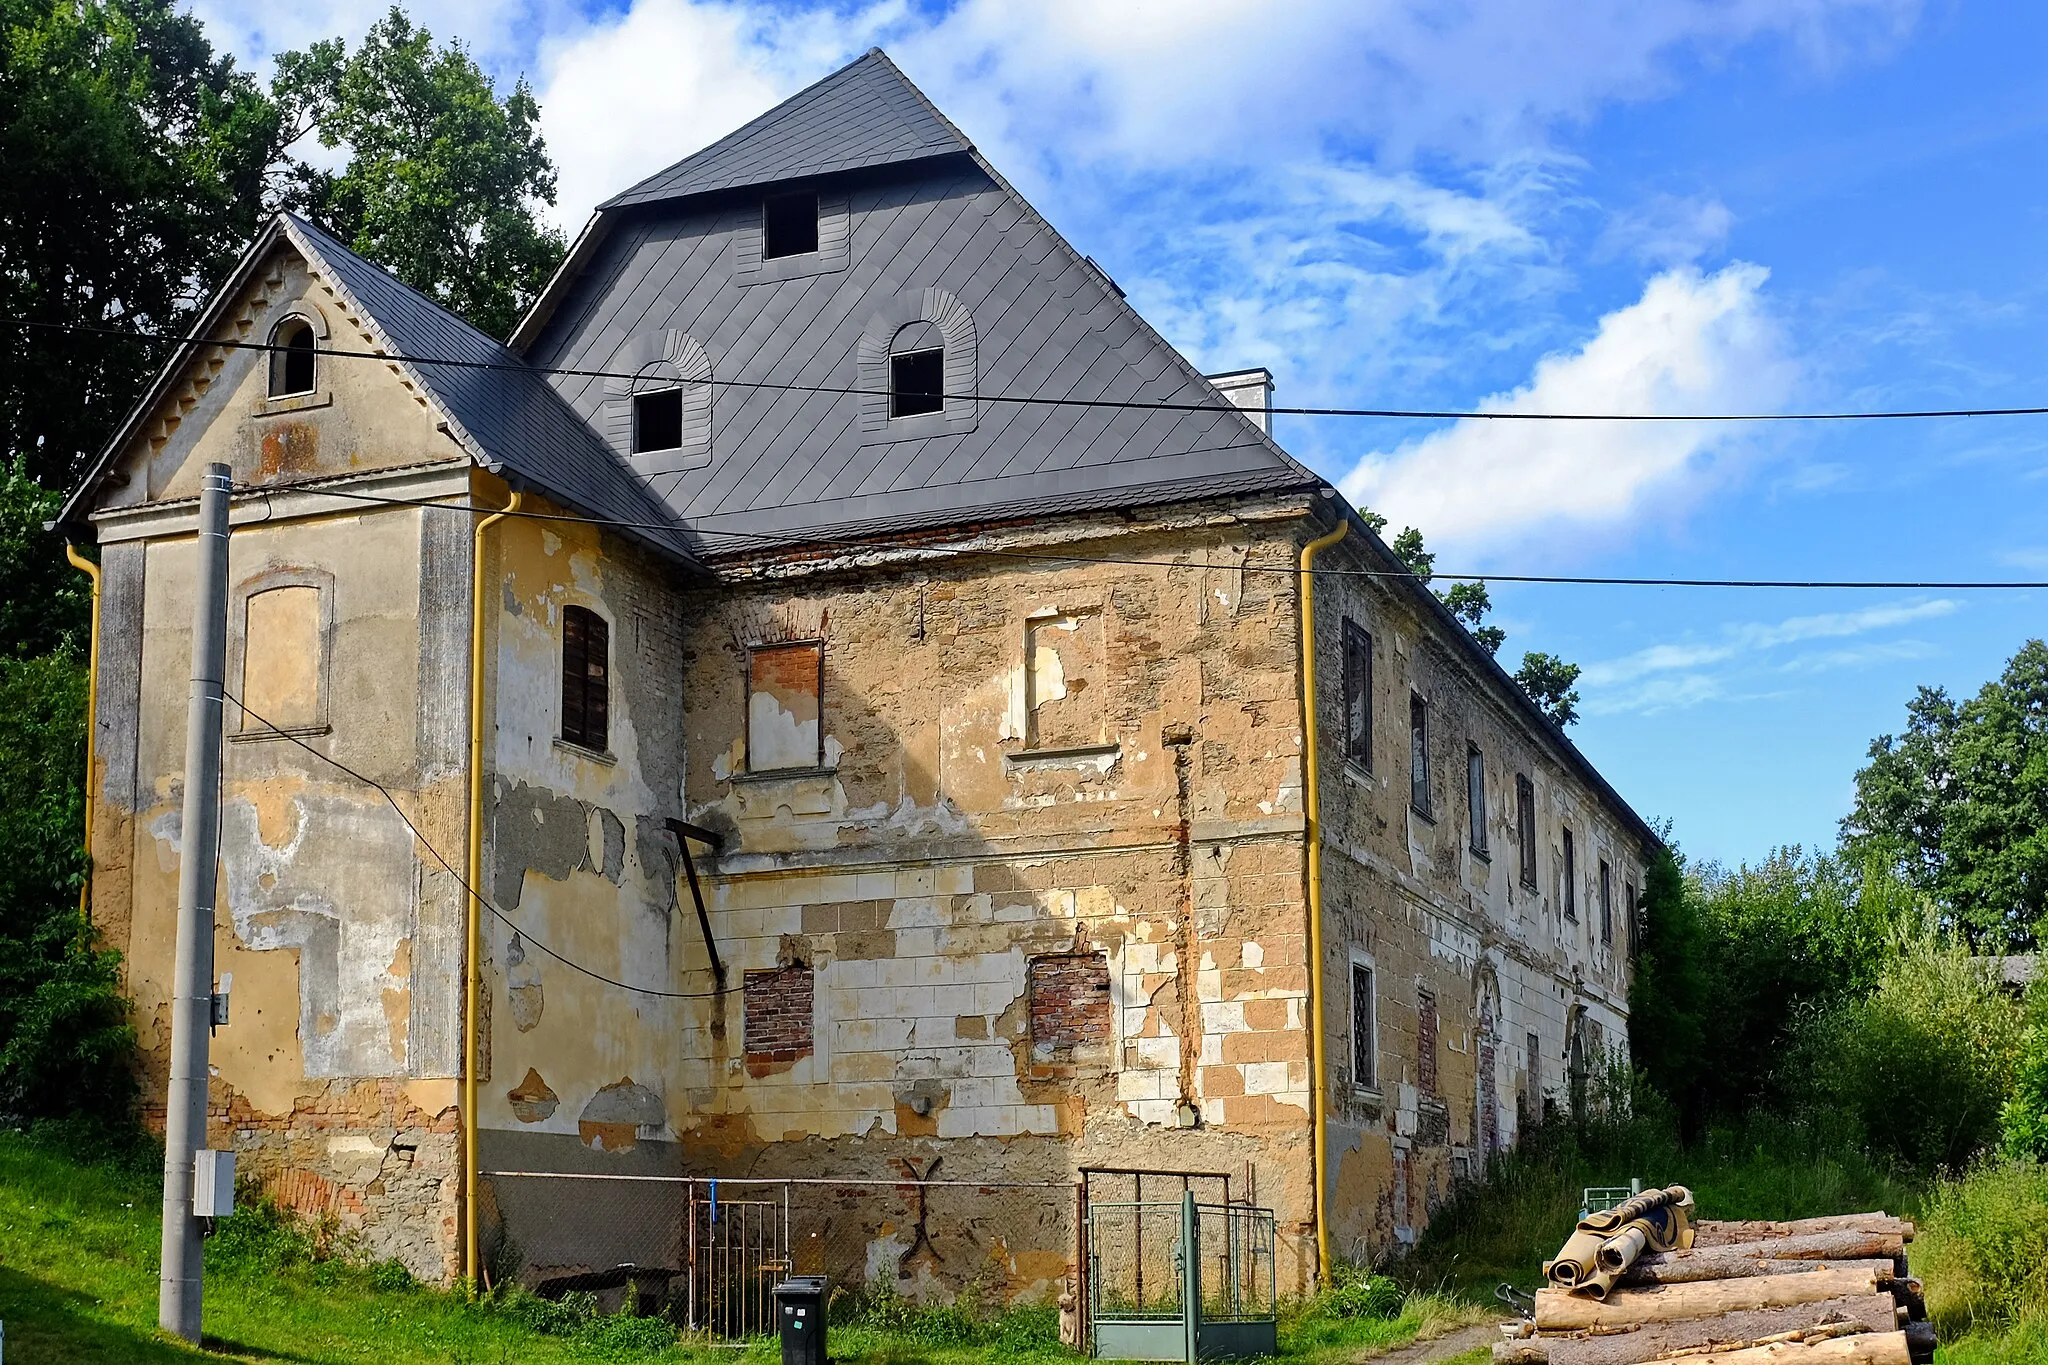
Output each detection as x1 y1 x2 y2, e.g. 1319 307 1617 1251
465 487 520 1290
66 544 102 919
1298 513 1348 1281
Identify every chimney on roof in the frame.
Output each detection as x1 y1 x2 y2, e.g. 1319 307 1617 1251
1206 368 1274 434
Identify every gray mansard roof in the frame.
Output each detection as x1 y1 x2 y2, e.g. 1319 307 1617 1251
600 49 971 210
518 49 1316 552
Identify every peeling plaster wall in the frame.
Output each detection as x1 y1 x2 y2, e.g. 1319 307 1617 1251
479 500 1323 1297
1309 530 1644 1262
88 234 474 1281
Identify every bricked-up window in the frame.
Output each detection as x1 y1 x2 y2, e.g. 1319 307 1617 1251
743 966 814 1068
1342 619 1372 770
1351 962 1377 1089
1600 859 1613 945
1562 826 1577 921
763 190 819 258
748 641 824 771
1417 989 1439 1095
561 606 609 752
1467 745 1488 856
1516 774 1537 888
1026 610 1108 751
1028 953 1111 1060
1410 692 1431 816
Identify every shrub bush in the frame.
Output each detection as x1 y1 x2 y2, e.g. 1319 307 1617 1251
1917 1160 2048 1337
1798 922 2025 1169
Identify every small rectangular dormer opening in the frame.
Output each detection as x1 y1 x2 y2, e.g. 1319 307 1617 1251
763 190 820 259
632 388 683 453
891 348 944 417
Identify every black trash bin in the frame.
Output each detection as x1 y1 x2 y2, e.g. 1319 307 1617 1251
773 1275 828 1364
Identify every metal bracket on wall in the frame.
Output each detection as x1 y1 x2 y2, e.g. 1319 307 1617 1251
665 819 727 985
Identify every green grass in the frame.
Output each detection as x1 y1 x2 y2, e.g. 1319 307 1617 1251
0 1128 1454 1363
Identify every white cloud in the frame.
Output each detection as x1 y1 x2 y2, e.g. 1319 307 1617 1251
1339 263 1795 554
1578 598 1956 713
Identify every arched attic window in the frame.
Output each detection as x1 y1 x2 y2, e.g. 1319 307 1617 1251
889 320 944 418
604 332 712 477
269 317 317 397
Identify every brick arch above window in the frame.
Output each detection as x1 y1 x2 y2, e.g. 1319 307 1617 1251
856 285 978 443
602 330 712 476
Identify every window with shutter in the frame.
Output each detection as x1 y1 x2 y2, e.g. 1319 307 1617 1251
561 606 609 752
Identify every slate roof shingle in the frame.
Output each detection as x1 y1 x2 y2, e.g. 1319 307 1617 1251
599 49 971 210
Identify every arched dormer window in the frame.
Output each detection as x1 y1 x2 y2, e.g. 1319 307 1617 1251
604 332 712 477
857 287 977 442
269 317 317 397
889 320 944 418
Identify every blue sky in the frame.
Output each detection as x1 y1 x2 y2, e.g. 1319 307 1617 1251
188 0 2048 868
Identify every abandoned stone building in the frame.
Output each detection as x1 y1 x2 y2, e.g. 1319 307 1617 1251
58 49 1653 1294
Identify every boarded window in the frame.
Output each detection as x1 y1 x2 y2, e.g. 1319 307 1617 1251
1341 619 1371 769
743 967 814 1071
748 641 824 771
763 190 819 258
242 584 322 731
1409 692 1430 816
1467 745 1488 855
1028 953 1111 1059
1600 859 1613 945
1417 988 1439 1096
561 606 609 752
1516 774 1537 888
1026 611 1107 750
1562 827 1577 921
1351 962 1376 1089
269 318 316 397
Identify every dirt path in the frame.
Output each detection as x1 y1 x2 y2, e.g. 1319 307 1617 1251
1356 1321 1499 1364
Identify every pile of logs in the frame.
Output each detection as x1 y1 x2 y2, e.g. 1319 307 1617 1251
1497 1210 1935 1365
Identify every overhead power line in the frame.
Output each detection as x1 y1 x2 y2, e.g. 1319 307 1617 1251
282 483 2048 592
224 689 728 1001
17 315 2048 423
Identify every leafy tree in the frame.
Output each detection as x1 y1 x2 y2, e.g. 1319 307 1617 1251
0 0 284 489
274 7 567 339
1441 580 1506 656
0 652 133 1122
1843 641 2048 951
1627 842 1709 1131
2002 974 2048 1160
1514 652 1581 728
0 461 90 658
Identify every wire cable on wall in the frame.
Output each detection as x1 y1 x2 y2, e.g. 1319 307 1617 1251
222 689 730 1001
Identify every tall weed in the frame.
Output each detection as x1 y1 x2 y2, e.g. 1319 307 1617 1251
1917 1160 2048 1338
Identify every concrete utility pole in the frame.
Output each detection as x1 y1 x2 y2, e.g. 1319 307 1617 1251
159 462 231 1342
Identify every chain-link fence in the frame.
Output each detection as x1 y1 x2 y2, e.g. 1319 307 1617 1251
480 1169 1082 1337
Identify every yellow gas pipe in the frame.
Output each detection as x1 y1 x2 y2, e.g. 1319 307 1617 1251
464 488 519 1290
1298 514 1348 1282
66 544 102 919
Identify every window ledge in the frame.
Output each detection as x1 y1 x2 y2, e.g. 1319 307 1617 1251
553 737 616 766
1470 845 1491 862
730 764 836 784
254 391 332 417
1341 760 1375 789
231 722 330 743
1410 803 1435 824
1005 742 1122 771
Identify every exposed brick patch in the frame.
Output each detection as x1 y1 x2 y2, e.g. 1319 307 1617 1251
744 966 814 1076
1028 953 1111 1060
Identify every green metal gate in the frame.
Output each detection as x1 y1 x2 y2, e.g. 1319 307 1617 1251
1087 1191 1277 1361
